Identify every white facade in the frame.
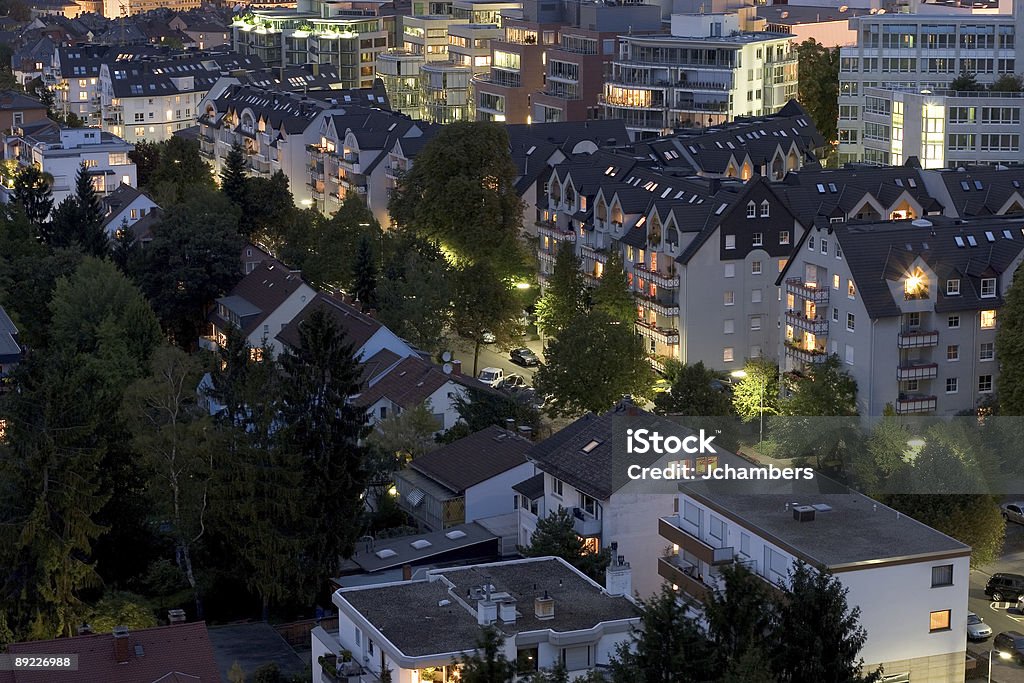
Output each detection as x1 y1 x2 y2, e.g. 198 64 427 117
363 381 469 433
102 189 159 237
464 461 535 523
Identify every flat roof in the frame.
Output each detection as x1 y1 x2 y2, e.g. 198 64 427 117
758 5 871 25
337 558 636 658
344 522 498 573
679 477 970 570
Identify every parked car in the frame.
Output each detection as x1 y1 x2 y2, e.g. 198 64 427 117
510 347 540 367
477 367 504 387
499 374 529 392
1003 502 1024 524
994 631 1024 664
481 330 496 344
986 573 1024 602
968 612 993 641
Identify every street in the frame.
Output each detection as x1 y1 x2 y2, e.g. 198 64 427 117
448 336 545 387
969 521 1024 682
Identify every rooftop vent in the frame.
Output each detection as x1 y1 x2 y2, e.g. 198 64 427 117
446 529 467 540
410 539 432 550
792 505 816 522
535 593 555 620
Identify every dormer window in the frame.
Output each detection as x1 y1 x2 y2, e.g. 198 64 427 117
904 267 929 300
946 278 960 296
981 277 996 298
747 201 756 218
760 200 770 217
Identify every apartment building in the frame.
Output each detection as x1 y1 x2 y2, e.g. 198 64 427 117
857 86 1024 168
0 91 48 131
313 557 638 683
0 122 136 207
777 214 1024 416
837 3 1024 164
659 476 971 681
49 45 167 125
102 0 200 17
231 0 397 88
99 52 263 143
601 13 798 139
450 0 520 25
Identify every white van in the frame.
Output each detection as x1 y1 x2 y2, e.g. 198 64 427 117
478 367 504 387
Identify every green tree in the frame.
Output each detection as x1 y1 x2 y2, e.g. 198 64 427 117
440 386 540 444
608 585 714 683
731 358 781 424
451 261 523 376
243 171 297 247
388 122 525 277
950 71 982 91
11 165 53 226
591 251 634 325
129 140 163 189
535 311 654 417
773 563 881 683
796 38 840 151
84 591 157 632
376 233 451 351
519 508 611 582
277 308 370 600
111 219 140 277
997 270 1024 414
220 143 248 207
654 361 731 416
459 627 516 683
783 354 857 417
147 137 214 204
703 562 776 676
991 73 1024 92
138 190 243 346
847 416 910 496
367 401 440 464
352 234 378 312
295 195 379 290
534 243 586 337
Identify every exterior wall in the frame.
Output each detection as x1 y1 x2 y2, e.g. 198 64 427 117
357 324 417 363
104 192 159 236
53 73 100 122
464 461 535 522
422 382 469 432
247 284 318 356
766 20 857 48
98 61 207 143
474 18 558 123
0 105 48 132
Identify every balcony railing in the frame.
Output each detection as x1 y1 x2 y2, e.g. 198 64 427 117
633 263 680 289
537 220 576 242
897 363 938 381
657 556 711 602
659 517 734 567
580 244 608 264
571 508 601 537
896 395 937 414
785 310 829 335
637 294 679 318
898 330 938 348
537 251 556 266
784 341 828 365
786 278 830 303
636 319 679 345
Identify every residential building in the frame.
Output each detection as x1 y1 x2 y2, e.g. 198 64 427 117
837 4 1022 164
601 13 798 139
354 353 476 432
231 0 398 87
756 4 872 47
99 182 159 237
450 0 520 25
0 91 48 131
659 476 971 681
312 557 638 683
99 52 264 143
417 22 501 123
375 51 425 117
168 15 232 50
0 121 137 207
0 306 21 386
0 622 222 683
777 214 1024 415
101 0 201 17
203 260 318 356
394 424 535 530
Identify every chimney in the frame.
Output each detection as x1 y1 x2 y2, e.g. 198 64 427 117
517 425 533 440
534 592 555 620
708 178 722 195
498 599 517 624
505 417 516 431
113 626 130 664
450 359 462 375
476 599 498 625
605 553 632 598
167 609 187 625
312 62 319 76
402 564 413 581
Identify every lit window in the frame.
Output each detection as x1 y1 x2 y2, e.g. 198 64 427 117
981 310 996 329
833 274 840 290
848 280 856 299
904 267 929 300
723 347 734 363
929 609 951 632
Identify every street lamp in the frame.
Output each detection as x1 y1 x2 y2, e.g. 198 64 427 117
990 649 1012 683
730 369 764 444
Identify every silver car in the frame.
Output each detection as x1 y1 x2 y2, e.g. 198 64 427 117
1002 502 1024 525
968 612 993 641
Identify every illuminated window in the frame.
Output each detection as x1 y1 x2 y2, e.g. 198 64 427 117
848 280 856 299
833 274 840 290
981 310 996 329
904 267 929 300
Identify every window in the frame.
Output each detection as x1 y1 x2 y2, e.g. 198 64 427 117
981 310 996 329
832 308 839 323
848 280 856 299
808 236 815 251
724 263 735 278
724 291 735 306
931 565 954 588
981 278 996 298
751 316 762 331
724 319 735 334
845 344 854 365
747 202 756 218
579 492 599 517
723 347 734 363
751 261 762 275
948 315 960 329
12 111 22 125
946 279 960 296
779 230 790 245
946 377 958 394
760 200 770 217
751 289 762 304
552 478 563 497
929 610 951 632
778 259 787 273
980 342 995 361
847 313 855 332
832 274 840 290
979 375 993 393
820 239 828 255
836 245 843 259
947 345 959 361
752 232 763 247
725 235 736 249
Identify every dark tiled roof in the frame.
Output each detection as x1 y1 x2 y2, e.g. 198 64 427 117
0 622 222 683
277 293 382 354
409 425 531 494
354 355 452 410
938 167 1024 218
106 52 263 98
512 472 544 500
0 305 20 360
201 84 329 137
360 347 402 385
212 261 305 336
0 90 45 111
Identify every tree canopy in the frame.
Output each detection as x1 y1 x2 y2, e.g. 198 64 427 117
796 38 839 153
653 361 731 417
519 508 611 582
534 243 586 338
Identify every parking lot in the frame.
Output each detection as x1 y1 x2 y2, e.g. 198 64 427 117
449 337 544 387
969 521 1024 681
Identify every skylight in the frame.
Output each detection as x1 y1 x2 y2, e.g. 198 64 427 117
986 231 996 242
715 203 728 215
1004 229 1014 239
816 184 826 194
955 236 965 247
975 180 983 190
960 180 970 191
967 235 978 247
582 439 602 453
446 530 467 539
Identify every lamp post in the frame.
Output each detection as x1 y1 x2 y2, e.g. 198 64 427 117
990 648 1012 683
730 368 764 444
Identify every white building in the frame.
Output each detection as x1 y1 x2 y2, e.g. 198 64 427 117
355 354 475 433
659 476 971 681
312 556 638 683
99 183 159 237
601 13 798 139
0 122 136 208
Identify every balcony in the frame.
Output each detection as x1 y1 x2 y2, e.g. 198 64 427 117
249 157 272 175
896 395 937 414
537 220 576 242
785 310 829 336
898 330 938 348
637 319 679 345
676 79 730 92
637 294 679 317
633 263 680 289
658 556 711 602
659 517 734 567
786 278 830 303
537 251 556 266
784 341 828 365
580 244 608 264
897 363 938 381
571 508 601 537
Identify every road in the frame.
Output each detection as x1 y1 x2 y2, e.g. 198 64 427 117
969 521 1024 682
448 336 545 387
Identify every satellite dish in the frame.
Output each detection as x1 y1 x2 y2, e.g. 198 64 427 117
442 363 453 375
441 350 452 362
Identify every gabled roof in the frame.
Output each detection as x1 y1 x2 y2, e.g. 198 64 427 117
408 425 531 494
105 52 263 98
937 167 1024 218
212 261 306 336
277 292 383 354
0 90 45 111
0 622 221 683
0 305 20 360
354 355 463 411
512 472 544 500
361 347 402 385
